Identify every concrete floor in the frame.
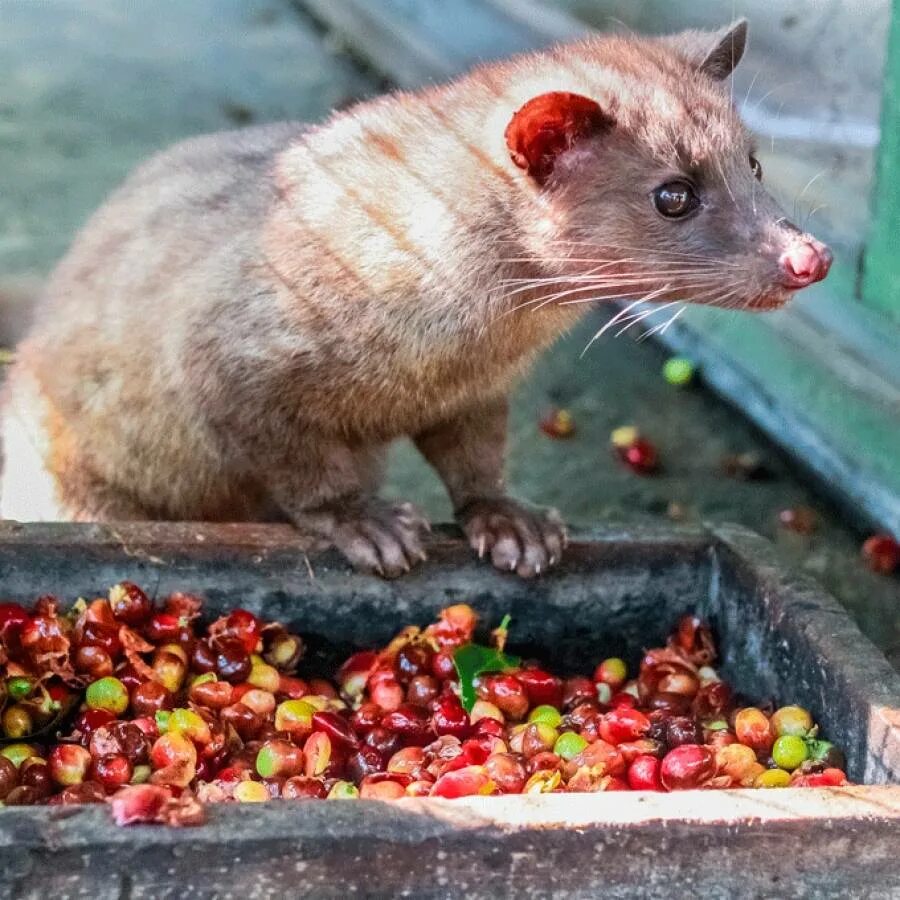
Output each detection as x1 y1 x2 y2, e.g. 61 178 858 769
1 0 897 665
0 0 374 282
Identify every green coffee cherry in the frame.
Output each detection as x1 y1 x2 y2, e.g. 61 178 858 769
770 705 813 737
0 743 38 768
553 731 588 761
85 677 129 715
662 356 695 386
327 780 360 799
755 768 791 788
528 705 562 728
772 734 809 771
7 677 34 701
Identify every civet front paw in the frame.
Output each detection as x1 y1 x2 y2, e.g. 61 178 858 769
332 500 431 578
457 497 567 577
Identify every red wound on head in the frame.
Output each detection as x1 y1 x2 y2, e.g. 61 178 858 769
504 92 613 183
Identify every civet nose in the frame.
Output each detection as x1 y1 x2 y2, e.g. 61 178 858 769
778 239 833 288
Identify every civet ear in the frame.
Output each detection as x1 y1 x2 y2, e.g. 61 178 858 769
504 91 614 183
665 19 749 80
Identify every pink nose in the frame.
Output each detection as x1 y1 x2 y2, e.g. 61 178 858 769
778 240 833 288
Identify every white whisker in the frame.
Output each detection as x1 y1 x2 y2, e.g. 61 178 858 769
498 255 733 268
498 266 725 289
742 69 762 111
615 301 678 338
548 243 742 264
495 238 743 265
794 169 828 220
638 304 686 342
579 297 648 357
715 157 737 206
803 203 828 230
495 270 725 305
556 276 724 307
660 305 686 334
750 81 798 113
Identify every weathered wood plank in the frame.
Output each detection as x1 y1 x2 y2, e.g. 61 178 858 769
0 521 899 895
862 0 900 321
300 0 458 87
299 0 552 88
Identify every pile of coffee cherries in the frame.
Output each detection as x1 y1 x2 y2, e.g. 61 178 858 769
0 586 849 824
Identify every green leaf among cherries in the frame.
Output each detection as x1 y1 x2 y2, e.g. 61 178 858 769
453 615 520 713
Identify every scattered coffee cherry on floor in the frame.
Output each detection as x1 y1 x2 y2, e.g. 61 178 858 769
861 534 900 575
662 356 696 387
539 407 576 439
610 425 660 474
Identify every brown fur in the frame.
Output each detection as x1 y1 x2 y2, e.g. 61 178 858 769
0 22 830 577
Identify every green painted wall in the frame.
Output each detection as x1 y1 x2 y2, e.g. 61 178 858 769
863 2 900 321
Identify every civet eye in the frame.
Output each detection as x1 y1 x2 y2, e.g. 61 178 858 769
652 181 700 219
749 154 763 180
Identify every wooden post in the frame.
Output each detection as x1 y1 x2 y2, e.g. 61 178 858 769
862 2 900 321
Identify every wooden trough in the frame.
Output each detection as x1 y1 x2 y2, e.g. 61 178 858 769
0 521 897 897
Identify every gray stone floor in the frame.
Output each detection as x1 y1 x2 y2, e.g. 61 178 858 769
1 0 897 666
0 0 374 281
